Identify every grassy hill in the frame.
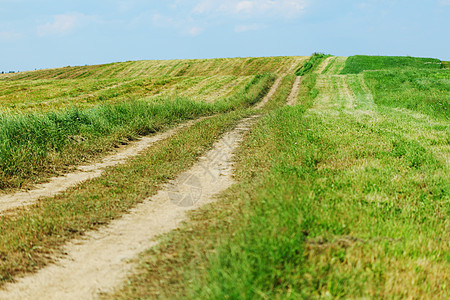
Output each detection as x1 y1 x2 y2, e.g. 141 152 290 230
109 54 449 299
0 56 308 189
0 54 448 299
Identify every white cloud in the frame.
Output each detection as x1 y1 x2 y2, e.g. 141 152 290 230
0 31 21 41
193 0 215 13
234 1 254 13
188 26 204 36
37 13 95 37
439 0 450 5
235 23 267 32
152 13 204 36
194 0 308 18
150 0 308 37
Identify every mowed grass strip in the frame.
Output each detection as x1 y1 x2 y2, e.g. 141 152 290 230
0 75 254 112
0 73 275 190
0 109 252 284
2 56 306 81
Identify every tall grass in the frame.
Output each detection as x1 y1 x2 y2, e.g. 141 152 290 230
0 99 211 189
0 73 275 189
340 55 442 74
364 69 449 119
295 53 330 76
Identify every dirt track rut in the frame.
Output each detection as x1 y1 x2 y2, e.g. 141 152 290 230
286 76 302 106
0 119 203 214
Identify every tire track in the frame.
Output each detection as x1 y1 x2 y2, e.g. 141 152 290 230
0 116 260 300
314 56 333 74
286 76 302 106
0 74 282 215
254 76 282 109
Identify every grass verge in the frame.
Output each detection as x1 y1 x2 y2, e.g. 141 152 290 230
0 109 251 284
296 72 319 109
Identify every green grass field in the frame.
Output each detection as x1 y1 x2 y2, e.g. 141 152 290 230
0 56 291 190
107 55 449 299
0 54 448 298
0 75 255 112
340 55 442 74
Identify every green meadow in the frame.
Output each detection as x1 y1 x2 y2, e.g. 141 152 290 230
0 55 448 299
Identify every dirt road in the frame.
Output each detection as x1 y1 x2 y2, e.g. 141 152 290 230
286 76 302 106
0 116 259 300
0 119 204 214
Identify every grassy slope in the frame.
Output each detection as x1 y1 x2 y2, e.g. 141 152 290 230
108 56 449 299
0 73 275 190
0 56 306 112
1 57 293 190
1 56 306 80
0 56 302 283
0 76 254 112
0 109 252 283
364 69 449 119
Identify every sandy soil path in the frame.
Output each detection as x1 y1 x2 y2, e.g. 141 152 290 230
286 76 302 106
0 115 260 300
0 118 204 214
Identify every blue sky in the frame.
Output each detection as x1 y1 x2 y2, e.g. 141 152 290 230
1 0 449 71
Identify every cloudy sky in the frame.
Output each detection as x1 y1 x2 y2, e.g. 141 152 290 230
1 0 449 71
